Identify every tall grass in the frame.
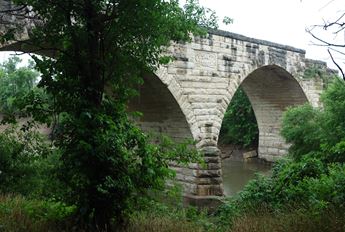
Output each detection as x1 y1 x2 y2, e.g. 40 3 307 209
126 200 218 232
230 206 345 232
126 214 206 232
1 194 344 232
125 205 345 232
0 194 74 232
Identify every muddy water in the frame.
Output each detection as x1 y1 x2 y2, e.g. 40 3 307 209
221 153 272 196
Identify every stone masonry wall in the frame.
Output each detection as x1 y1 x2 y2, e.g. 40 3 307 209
152 30 325 200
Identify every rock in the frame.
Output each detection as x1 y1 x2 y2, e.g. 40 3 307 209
243 150 257 160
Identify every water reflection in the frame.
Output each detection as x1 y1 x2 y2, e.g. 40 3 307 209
222 156 271 196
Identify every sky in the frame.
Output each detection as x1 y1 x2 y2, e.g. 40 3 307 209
194 0 345 70
1 0 344 71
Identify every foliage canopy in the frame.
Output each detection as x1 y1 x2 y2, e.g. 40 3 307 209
0 56 39 115
219 87 258 148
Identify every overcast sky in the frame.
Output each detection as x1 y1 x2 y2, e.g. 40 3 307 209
195 0 344 70
1 0 344 70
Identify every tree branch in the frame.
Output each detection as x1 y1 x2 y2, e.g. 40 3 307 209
0 5 27 14
306 28 345 48
328 49 345 80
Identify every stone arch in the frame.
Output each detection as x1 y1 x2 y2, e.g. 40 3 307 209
1 44 199 196
220 65 309 162
153 66 201 141
0 37 197 141
128 71 194 142
128 71 200 197
0 39 198 146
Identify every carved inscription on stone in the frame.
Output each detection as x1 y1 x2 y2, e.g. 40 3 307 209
195 50 217 69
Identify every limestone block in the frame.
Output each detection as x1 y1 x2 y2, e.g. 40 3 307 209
196 184 223 196
203 156 221 163
182 182 198 195
193 169 222 178
206 162 222 170
243 150 258 159
196 177 222 185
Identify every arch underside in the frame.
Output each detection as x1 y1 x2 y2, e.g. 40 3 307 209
0 42 194 144
241 65 308 161
0 39 198 194
128 73 193 142
128 73 199 195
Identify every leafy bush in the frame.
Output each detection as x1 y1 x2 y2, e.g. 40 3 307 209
0 126 62 198
219 87 258 148
236 173 275 207
281 104 322 160
235 157 345 209
282 79 345 163
214 199 241 229
305 163 345 208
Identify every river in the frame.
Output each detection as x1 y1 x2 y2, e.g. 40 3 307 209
222 154 272 196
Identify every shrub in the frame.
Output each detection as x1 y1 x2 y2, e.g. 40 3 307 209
0 126 62 198
281 104 322 160
231 157 344 211
282 79 345 163
237 173 275 207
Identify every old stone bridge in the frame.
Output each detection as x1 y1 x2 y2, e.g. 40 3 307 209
130 32 326 205
0 1 328 205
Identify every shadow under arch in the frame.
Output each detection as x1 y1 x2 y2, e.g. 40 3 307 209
128 73 194 142
1 39 195 144
128 73 197 196
240 64 309 161
0 40 195 142
1 48 197 196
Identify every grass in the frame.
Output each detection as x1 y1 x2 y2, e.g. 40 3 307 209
0 194 74 232
126 201 218 232
0 194 345 232
230 206 345 232
126 214 207 232
126 206 345 232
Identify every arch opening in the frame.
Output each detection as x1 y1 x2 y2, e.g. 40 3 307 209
219 65 309 196
218 85 266 196
241 65 309 162
218 86 259 156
